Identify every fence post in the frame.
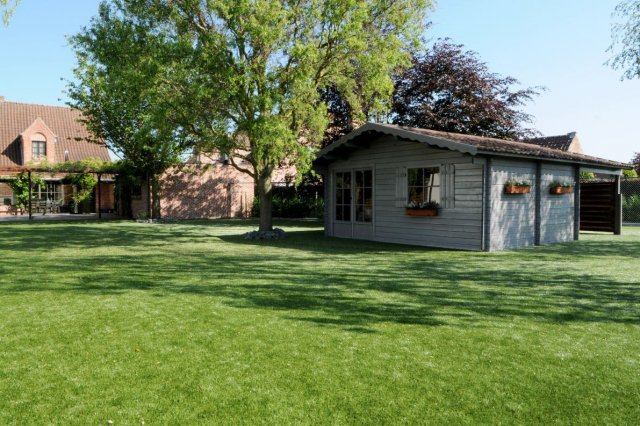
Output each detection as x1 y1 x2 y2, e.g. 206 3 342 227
28 171 33 221
614 175 622 235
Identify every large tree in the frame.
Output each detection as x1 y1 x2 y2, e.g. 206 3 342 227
90 0 430 231
392 39 540 140
67 2 194 219
609 0 640 79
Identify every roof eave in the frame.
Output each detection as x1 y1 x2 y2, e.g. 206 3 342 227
476 149 629 170
313 123 478 166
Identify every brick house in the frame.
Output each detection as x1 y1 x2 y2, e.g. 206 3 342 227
1 98 295 219
0 98 114 214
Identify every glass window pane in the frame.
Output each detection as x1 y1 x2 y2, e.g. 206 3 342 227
407 168 418 186
343 188 351 203
364 188 372 205
336 206 343 221
343 205 351 221
343 172 351 188
355 170 363 187
356 205 364 222
364 170 372 187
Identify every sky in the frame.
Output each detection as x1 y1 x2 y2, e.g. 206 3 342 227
0 0 638 163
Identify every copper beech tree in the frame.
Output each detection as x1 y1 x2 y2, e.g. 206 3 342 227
392 39 540 140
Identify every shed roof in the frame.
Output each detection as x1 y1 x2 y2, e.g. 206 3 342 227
0 100 110 167
313 123 629 169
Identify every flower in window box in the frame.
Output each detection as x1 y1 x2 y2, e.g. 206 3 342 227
549 180 574 194
504 178 532 194
405 200 440 216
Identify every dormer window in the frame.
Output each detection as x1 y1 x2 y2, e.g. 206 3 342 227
32 133 47 160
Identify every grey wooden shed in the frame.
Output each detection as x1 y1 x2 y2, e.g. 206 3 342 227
313 123 628 251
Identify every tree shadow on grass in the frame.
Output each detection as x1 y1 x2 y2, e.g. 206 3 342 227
1 222 638 332
2 238 638 332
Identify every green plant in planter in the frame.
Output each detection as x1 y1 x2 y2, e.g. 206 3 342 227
406 200 440 210
7 171 44 209
65 173 97 213
550 180 573 188
504 178 532 187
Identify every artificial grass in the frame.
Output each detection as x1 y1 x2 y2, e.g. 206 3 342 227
0 219 638 425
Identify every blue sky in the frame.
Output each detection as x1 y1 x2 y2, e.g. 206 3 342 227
1 0 638 162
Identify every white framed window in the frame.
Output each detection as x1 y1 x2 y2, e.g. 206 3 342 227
335 171 352 222
335 169 374 223
407 167 441 204
354 169 373 222
32 133 47 160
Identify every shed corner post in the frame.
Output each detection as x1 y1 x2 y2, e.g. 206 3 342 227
573 165 580 240
614 174 622 235
482 157 492 252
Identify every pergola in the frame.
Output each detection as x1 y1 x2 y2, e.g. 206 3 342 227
0 163 121 220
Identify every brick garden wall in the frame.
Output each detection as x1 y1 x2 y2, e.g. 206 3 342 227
131 164 255 219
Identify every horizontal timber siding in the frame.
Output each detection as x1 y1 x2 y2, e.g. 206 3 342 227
328 136 484 251
490 159 537 250
540 163 575 244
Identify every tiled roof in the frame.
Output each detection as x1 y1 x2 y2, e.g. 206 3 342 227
525 133 575 151
314 123 629 169
0 100 110 167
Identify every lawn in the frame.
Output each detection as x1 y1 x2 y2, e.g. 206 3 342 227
0 219 639 425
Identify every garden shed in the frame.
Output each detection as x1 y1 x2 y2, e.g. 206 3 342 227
313 123 628 251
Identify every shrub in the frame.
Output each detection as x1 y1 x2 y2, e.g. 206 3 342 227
623 194 640 222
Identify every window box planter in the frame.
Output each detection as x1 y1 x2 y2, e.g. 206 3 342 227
549 186 573 195
504 185 531 194
405 208 438 217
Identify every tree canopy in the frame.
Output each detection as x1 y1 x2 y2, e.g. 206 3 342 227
67 2 197 219
609 0 640 79
391 39 540 140
71 0 430 230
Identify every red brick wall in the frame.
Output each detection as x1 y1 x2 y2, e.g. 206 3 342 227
130 164 255 219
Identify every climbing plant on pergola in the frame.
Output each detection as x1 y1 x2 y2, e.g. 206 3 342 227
0 159 123 220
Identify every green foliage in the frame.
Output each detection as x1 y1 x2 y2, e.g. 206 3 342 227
78 0 431 229
609 0 640 79
406 200 439 210
505 178 532 187
6 171 44 208
0 0 19 26
32 158 121 174
66 173 98 213
623 194 640 222
550 180 573 188
580 171 596 180
623 168 638 178
252 190 324 219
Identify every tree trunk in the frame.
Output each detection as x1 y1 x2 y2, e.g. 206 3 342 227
146 173 152 220
150 173 161 220
257 167 273 232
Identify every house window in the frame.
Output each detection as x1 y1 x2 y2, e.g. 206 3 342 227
408 167 441 204
32 182 63 202
335 171 352 221
32 134 47 160
355 169 373 222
